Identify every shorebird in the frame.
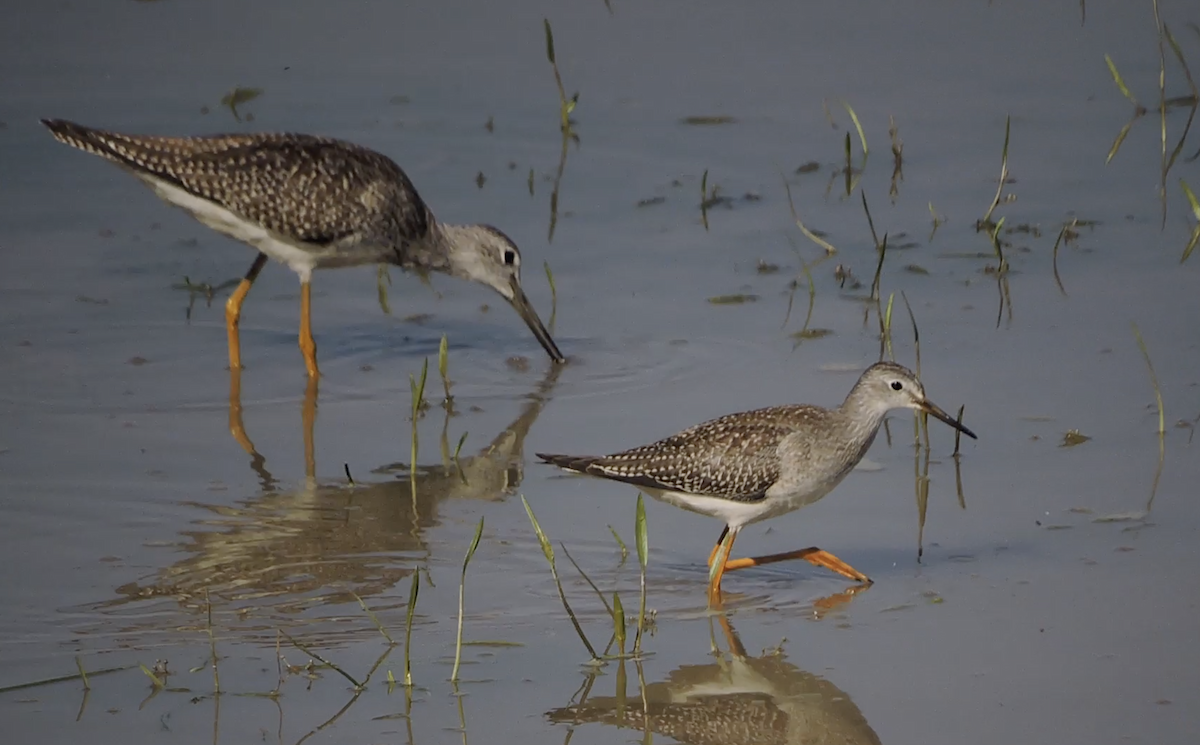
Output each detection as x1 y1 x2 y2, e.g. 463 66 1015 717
42 119 565 377
538 362 977 603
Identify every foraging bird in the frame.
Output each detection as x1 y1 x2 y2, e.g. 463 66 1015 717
42 119 565 377
538 362 977 603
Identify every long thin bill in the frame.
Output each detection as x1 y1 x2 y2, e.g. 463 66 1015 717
509 281 566 363
921 400 977 439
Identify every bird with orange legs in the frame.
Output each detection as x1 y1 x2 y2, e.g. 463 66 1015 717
539 362 976 605
43 119 565 377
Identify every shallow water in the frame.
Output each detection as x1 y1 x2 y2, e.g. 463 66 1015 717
2 1 1200 743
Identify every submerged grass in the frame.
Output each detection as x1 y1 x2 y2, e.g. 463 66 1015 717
204 589 220 694
889 115 904 199
281 631 362 689
1132 322 1167 512
1131 322 1165 435
928 202 945 242
544 260 558 330
353 592 394 645
1051 219 1079 295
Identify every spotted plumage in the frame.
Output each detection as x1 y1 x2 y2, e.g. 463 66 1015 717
42 119 565 371
539 362 977 595
542 405 836 503
43 120 432 265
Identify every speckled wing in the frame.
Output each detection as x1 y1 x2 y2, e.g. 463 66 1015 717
41 119 431 248
539 405 816 503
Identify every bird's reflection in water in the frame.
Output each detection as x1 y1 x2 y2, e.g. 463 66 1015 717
548 613 882 745
100 363 562 617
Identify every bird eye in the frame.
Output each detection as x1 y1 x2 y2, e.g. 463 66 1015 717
503 249 517 266
890 381 903 391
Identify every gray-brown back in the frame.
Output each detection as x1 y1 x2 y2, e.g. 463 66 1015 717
42 119 433 253
544 405 846 502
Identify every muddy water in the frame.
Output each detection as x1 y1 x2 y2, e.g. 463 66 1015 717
2 1 1199 743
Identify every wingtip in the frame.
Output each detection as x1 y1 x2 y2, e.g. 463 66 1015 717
40 117 72 134
536 453 595 473
41 118 88 146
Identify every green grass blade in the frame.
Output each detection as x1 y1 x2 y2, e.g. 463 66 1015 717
1105 54 1138 104
606 524 629 562
410 358 429 421
1183 226 1200 264
438 335 451 402
543 18 556 64
1181 180 1200 262
521 496 555 564
452 517 485 682
782 175 838 254
612 591 627 652
138 664 165 689
634 494 649 656
634 494 648 570
1106 119 1136 164
1182 179 1200 220
404 570 420 686
842 101 868 156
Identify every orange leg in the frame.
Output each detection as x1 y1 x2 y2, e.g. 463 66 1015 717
723 547 872 583
299 280 319 378
707 528 738 605
225 253 268 371
707 525 731 568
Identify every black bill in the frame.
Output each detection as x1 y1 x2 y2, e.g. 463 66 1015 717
920 399 977 440
509 278 566 363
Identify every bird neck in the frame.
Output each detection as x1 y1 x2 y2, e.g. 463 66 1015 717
836 383 890 440
433 223 485 280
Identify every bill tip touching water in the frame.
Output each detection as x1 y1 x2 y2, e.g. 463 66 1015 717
538 361 975 603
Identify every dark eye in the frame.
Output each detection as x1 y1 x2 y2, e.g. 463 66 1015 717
503 249 517 266
890 381 903 391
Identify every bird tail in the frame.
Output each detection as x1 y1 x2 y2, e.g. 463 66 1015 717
536 453 601 474
41 119 127 162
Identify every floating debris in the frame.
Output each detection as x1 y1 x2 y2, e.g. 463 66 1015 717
681 115 736 126
1060 430 1091 447
707 294 759 305
1092 511 1148 523
219 86 263 121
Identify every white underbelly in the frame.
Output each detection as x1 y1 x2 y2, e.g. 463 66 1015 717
142 176 383 282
